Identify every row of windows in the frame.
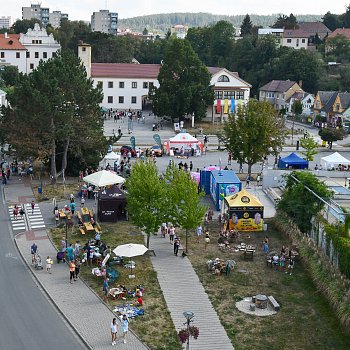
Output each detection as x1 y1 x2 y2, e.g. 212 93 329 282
0 51 53 59
214 91 244 100
107 96 137 104
31 40 42 44
99 81 154 89
286 38 306 44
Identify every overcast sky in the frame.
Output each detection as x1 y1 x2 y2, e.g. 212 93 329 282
5 0 347 22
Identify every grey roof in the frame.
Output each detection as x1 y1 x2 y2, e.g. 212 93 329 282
339 92 350 110
321 92 338 113
259 80 297 93
207 66 238 77
317 91 337 106
284 29 309 38
298 22 332 40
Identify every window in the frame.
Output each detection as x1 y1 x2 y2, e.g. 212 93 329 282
224 91 235 99
236 91 244 99
218 75 230 82
132 82 137 88
0 52 4 58
336 103 341 112
316 101 321 109
215 91 223 99
52 52 57 58
43 52 47 59
16 52 20 58
119 82 124 88
30 63 34 69
143 82 148 89
287 39 292 43
131 96 137 104
82 47 86 52
302 39 306 43
35 52 39 58
108 81 113 88
97 81 103 89
32 40 35 44
108 96 113 104
26 51 30 58
119 96 124 104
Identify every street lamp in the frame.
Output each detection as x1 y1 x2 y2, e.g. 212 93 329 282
183 311 194 350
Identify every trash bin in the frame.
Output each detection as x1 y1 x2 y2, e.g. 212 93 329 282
38 187 42 194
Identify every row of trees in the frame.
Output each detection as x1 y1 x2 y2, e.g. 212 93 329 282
126 161 207 249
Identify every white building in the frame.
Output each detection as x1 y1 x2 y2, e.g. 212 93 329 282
170 25 188 39
91 10 118 34
258 28 284 45
0 89 7 107
22 4 68 28
78 44 251 118
0 24 60 74
0 16 11 29
282 29 309 50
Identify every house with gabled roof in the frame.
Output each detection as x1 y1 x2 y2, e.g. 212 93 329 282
78 43 251 120
297 22 332 41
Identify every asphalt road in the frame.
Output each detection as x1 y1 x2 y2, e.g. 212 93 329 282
0 188 85 350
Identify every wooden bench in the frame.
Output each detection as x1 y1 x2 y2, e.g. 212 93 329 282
96 223 102 232
77 211 82 221
268 295 280 311
95 227 101 234
244 250 254 260
89 209 94 218
79 228 86 235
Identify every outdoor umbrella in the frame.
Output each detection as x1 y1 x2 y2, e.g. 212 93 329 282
113 243 148 277
83 170 125 187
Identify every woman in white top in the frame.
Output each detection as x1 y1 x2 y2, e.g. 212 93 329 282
121 314 129 344
110 318 118 346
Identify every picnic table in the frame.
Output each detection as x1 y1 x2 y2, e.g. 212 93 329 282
84 222 94 233
81 207 90 222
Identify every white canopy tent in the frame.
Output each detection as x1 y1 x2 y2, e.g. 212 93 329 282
83 170 125 187
164 131 203 154
321 152 350 170
102 151 121 169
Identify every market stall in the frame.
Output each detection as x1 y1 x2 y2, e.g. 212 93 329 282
98 186 127 222
210 170 242 210
164 130 203 156
102 151 121 171
278 152 309 169
321 152 350 170
223 189 264 231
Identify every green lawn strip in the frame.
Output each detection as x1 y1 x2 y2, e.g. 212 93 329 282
49 222 181 350
179 220 350 350
33 182 80 202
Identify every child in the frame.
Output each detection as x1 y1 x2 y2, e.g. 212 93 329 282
46 256 53 273
80 196 85 207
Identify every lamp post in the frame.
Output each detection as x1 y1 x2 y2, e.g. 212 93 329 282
183 311 194 350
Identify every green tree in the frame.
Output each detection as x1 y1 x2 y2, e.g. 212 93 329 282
300 134 318 163
322 11 343 31
220 99 286 177
272 14 297 29
319 127 346 149
240 14 253 37
1 50 105 180
0 66 19 87
277 171 332 232
126 161 166 248
149 38 214 121
164 166 207 252
142 27 149 35
292 100 303 116
326 35 350 63
11 19 42 33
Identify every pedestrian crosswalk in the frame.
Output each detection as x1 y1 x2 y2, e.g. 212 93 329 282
8 203 46 232
8 205 27 231
25 203 46 230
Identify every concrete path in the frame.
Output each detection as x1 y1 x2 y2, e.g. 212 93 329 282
150 235 234 350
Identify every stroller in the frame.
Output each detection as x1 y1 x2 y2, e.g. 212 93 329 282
34 253 43 270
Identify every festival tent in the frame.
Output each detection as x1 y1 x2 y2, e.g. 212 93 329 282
83 170 125 187
98 186 127 222
223 189 264 231
164 131 203 154
278 152 308 169
102 151 121 169
321 152 350 170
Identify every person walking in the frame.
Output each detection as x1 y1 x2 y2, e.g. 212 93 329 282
31 242 38 265
66 244 74 261
46 256 53 273
169 225 175 243
13 205 19 220
31 200 35 215
196 225 203 243
69 260 76 283
174 236 180 256
70 201 76 215
121 314 129 344
111 318 118 346
75 257 81 279
103 277 109 302
228 153 232 165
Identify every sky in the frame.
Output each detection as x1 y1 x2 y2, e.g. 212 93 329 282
4 0 348 22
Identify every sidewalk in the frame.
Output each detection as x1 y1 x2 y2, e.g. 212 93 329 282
150 235 234 350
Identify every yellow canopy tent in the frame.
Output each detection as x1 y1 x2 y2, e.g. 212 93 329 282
223 189 264 231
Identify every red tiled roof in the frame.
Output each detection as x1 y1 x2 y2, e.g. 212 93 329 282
284 29 309 38
91 63 161 79
328 28 350 39
298 22 331 39
0 34 26 50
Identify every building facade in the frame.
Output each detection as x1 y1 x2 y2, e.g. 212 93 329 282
0 24 60 74
0 16 11 29
170 25 188 39
22 4 68 28
91 10 118 34
282 29 309 49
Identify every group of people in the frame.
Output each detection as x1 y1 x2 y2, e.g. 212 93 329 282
268 244 296 275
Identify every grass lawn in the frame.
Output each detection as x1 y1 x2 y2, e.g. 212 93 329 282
33 182 81 202
49 221 181 350
181 219 350 350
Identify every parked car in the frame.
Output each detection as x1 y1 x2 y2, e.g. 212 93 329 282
120 145 136 157
150 145 163 157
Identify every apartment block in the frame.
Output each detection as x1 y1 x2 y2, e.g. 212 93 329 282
91 10 118 34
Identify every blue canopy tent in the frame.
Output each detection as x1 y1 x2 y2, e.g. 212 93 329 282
278 152 309 169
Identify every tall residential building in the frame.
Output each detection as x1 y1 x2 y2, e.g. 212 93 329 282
91 10 118 34
22 4 68 28
0 16 11 29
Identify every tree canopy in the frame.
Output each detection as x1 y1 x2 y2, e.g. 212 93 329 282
149 38 214 121
240 14 253 37
300 134 319 163
319 128 346 149
272 13 298 29
0 50 105 179
220 99 286 176
277 172 332 232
